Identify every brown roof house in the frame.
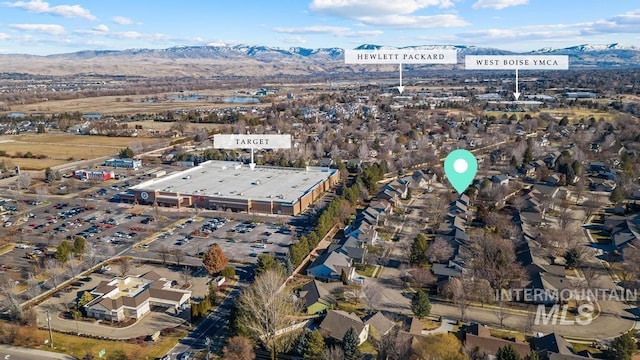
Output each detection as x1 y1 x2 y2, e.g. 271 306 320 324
319 310 369 345
463 323 530 358
84 271 191 322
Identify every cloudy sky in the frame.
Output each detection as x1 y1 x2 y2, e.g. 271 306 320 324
0 0 638 55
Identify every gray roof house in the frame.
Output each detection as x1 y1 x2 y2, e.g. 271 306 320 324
307 251 355 282
319 310 369 345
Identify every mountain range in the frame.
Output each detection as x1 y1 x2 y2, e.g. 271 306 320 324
0 43 638 78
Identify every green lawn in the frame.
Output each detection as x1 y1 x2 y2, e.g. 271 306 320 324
356 264 376 278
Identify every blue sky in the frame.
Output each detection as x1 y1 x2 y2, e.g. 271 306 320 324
0 0 638 55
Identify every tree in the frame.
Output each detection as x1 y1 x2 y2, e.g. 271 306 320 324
565 247 582 269
524 350 540 360
608 332 636 360
410 233 429 265
73 236 86 255
610 187 625 204
171 248 185 266
342 327 361 360
77 291 94 308
55 240 72 263
496 344 522 360
411 289 431 319
522 146 533 166
322 346 345 360
223 335 255 360
426 237 454 263
119 147 135 159
203 244 228 275
256 254 284 276
115 257 131 277
304 330 326 360
158 245 170 264
238 270 300 360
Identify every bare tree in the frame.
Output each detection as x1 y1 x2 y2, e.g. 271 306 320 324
557 207 574 231
181 266 193 287
238 270 301 360
426 237 454 263
581 265 599 288
322 346 345 360
26 272 41 300
0 277 22 321
171 248 185 266
44 259 63 289
158 245 170 264
374 327 412 360
222 335 255 360
115 257 131 277
443 277 472 322
362 282 382 312
409 267 437 289
17 172 32 190
496 299 508 328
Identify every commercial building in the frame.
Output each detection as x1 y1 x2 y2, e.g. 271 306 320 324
120 160 339 216
84 271 191 322
74 169 114 181
104 158 142 170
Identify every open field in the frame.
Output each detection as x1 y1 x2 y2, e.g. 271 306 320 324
5 90 274 115
0 133 166 170
23 327 188 359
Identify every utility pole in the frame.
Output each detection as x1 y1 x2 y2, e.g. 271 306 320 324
46 310 53 348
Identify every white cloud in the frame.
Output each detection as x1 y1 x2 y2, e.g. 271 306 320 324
112 16 136 25
273 25 350 34
274 25 383 38
3 0 95 20
358 14 468 28
0 33 10 40
92 24 109 32
472 0 528 10
111 31 142 39
280 36 308 44
310 0 453 18
10 23 65 35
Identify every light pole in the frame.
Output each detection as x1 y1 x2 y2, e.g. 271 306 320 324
46 310 54 348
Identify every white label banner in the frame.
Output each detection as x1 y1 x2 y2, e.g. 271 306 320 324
465 55 569 70
213 134 291 149
345 49 458 64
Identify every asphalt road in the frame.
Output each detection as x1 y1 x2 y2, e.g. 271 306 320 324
165 265 252 359
0 345 75 360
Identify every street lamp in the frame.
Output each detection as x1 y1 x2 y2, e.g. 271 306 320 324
46 310 54 348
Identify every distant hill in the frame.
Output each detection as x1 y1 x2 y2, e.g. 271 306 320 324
0 43 638 77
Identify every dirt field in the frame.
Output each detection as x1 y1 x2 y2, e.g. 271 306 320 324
6 90 274 115
0 133 166 170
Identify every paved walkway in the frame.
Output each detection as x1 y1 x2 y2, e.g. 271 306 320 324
422 318 457 336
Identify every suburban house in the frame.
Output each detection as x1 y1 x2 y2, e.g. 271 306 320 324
406 169 437 189
534 333 591 359
84 271 191 322
319 310 370 345
364 312 395 338
604 214 640 248
491 174 510 186
463 323 530 358
307 251 356 282
298 280 336 314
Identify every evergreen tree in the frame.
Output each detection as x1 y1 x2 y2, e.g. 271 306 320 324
411 289 431 318
255 254 284 275
303 330 326 360
410 233 429 265
608 332 636 360
524 351 540 360
342 327 361 360
496 344 522 360
292 331 308 356
522 147 533 166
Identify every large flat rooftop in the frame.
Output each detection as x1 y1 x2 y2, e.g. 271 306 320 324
132 160 336 203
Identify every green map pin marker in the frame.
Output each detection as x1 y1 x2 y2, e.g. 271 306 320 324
444 149 478 195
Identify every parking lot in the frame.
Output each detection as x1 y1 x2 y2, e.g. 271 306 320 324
131 214 295 264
